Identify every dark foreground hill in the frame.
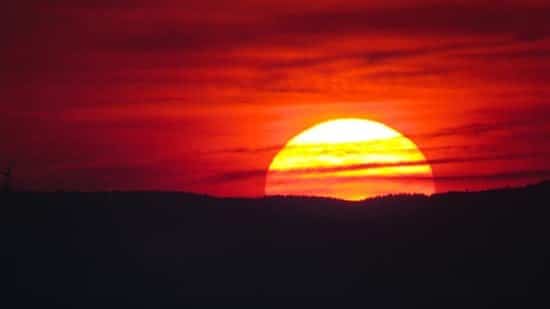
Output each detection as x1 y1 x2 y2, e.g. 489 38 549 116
2 182 550 308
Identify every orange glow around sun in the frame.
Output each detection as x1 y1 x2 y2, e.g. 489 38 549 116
265 118 435 201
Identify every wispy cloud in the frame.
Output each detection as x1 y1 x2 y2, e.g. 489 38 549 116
204 151 550 184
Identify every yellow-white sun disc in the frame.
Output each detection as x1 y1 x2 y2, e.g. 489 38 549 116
265 118 435 201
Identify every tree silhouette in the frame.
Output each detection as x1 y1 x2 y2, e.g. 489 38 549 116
1 161 14 192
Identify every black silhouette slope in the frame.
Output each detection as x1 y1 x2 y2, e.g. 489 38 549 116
2 182 549 308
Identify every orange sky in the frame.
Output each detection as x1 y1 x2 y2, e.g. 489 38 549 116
2 0 550 196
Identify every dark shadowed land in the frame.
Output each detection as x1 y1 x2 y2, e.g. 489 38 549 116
2 182 550 308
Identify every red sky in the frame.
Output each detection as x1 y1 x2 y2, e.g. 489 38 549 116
2 0 550 196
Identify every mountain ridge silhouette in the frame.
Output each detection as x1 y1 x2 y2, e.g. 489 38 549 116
3 180 549 307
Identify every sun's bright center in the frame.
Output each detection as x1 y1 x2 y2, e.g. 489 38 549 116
265 118 435 201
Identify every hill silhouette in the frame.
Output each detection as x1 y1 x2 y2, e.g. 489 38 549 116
2 182 550 308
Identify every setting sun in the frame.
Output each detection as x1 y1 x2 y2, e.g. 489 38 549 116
265 118 435 201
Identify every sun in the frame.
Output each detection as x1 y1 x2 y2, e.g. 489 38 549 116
265 118 435 201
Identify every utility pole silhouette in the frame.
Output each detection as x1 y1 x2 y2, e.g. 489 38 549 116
1 162 14 192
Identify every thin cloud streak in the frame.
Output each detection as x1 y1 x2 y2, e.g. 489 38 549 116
267 170 550 188
205 151 550 184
